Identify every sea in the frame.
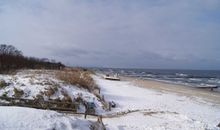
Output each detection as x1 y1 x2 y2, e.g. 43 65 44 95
94 68 220 92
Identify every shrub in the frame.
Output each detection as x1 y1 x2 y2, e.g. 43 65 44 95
56 68 99 92
52 98 62 102
62 95 72 103
13 88 24 98
2 92 8 97
0 80 9 88
61 91 72 103
0 80 6 88
44 86 58 98
34 94 44 101
60 91 73 108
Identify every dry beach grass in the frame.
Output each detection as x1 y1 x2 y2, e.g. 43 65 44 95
56 68 99 92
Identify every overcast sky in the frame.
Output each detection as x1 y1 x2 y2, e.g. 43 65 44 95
0 0 220 70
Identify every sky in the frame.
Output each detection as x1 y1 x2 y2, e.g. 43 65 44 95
0 0 220 70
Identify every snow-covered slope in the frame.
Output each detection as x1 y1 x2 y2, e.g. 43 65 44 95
0 70 104 114
0 70 106 130
0 106 91 130
93 75 220 130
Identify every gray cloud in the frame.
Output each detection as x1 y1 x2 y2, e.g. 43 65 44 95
0 0 220 69
51 47 90 58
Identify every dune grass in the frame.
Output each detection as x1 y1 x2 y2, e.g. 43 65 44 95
56 68 99 92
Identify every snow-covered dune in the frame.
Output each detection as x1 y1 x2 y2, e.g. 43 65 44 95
93 75 220 130
0 70 104 114
0 70 105 130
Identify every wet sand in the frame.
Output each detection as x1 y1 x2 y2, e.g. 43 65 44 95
121 76 220 104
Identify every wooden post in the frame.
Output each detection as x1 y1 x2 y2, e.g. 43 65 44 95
102 95 105 101
97 116 106 130
84 110 87 119
84 104 88 119
108 102 111 111
97 115 103 123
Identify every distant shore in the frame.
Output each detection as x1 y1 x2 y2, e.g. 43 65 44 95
121 76 220 104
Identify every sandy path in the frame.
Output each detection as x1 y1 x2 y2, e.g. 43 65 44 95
121 76 220 104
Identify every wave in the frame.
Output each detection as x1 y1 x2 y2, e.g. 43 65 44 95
96 68 220 91
175 73 188 77
189 78 202 82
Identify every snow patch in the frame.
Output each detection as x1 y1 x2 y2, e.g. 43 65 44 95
0 106 91 130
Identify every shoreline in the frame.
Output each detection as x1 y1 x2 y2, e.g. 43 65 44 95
94 74 220 129
121 76 220 104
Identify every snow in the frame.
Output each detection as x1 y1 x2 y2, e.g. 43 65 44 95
0 106 91 130
104 111 208 130
1 70 220 130
93 75 220 130
0 70 104 114
0 70 105 130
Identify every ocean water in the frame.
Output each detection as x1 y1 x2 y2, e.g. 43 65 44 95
94 68 220 92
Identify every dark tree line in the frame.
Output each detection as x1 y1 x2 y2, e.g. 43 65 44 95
0 44 65 73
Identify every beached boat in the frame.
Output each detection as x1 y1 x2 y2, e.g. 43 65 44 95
104 74 120 81
197 85 218 91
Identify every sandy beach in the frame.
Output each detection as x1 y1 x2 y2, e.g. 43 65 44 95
93 75 220 129
122 76 220 104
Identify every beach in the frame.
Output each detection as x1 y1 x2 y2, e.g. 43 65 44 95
93 74 220 130
121 76 220 104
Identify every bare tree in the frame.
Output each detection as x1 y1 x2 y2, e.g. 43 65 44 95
0 44 22 56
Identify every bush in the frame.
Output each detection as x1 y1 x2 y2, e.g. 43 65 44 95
34 94 44 101
61 90 72 103
62 95 72 103
44 86 58 98
13 88 24 98
0 80 8 88
56 68 99 92
75 96 83 103
2 92 8 97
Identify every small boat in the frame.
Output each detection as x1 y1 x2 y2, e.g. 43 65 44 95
104 74 120 81
197 85 218 91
